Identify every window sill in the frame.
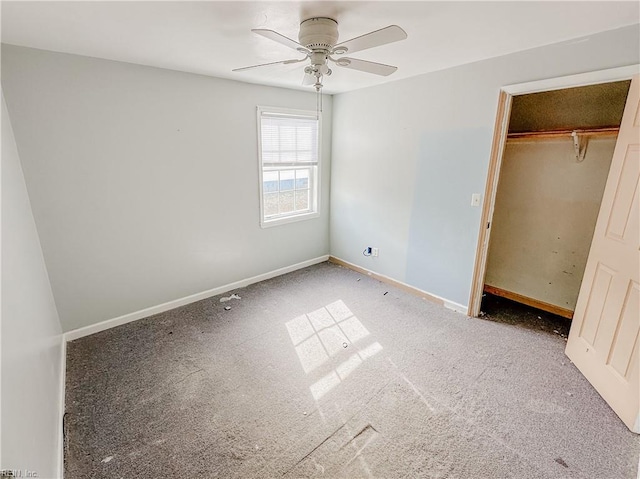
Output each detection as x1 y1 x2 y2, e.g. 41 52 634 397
260 211 320 228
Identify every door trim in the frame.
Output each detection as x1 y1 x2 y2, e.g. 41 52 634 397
468 65 640 317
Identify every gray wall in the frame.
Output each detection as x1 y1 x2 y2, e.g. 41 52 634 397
330 25 639 308
1 45 332 332
1 94 63 477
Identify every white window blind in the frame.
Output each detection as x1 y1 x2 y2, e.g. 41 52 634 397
257 108 321 227
260 113 319 165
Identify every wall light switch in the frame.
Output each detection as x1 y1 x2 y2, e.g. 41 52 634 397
471 193 481 207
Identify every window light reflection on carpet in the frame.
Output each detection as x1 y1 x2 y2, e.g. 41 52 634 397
285 300 384 400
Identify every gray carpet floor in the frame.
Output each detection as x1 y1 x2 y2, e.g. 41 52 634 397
64 261 640 478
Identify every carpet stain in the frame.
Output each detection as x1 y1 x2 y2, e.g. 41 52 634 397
555 457 569 468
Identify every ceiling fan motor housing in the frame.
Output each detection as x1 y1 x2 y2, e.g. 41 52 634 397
298 18 339 50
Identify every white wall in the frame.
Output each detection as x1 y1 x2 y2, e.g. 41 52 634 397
485 137 616 310
1 94 63 478
1 45 332 332
330 25 639 308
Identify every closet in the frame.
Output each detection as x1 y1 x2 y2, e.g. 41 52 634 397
482 80 631 319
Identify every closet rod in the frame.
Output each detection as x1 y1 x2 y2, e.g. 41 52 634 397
508 126 619 140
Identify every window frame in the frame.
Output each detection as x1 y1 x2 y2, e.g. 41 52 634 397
257 106 322 228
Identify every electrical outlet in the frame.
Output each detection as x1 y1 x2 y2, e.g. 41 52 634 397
372 247 379 257
471 193 481 207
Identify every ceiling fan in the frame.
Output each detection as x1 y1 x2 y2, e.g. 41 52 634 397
233 17 407 91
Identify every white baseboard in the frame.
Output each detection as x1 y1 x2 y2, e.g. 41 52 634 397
443 299 468 315
437 296 469 316
64 255 330 342
328 256 469 316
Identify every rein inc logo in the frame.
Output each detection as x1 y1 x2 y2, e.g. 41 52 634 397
1 470 38 478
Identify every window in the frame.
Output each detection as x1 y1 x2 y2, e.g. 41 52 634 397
257 106 320 227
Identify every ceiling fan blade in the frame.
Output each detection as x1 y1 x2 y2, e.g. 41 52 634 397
232 58 306 72
332 57 397 76
252 29 309 53
302 72 316 86
334 25 407 55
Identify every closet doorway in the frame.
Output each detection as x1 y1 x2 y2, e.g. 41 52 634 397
482 80 630 323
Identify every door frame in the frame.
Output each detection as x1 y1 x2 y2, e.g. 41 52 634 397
468 64 640 317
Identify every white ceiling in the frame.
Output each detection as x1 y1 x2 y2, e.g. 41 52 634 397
2 1 638 94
